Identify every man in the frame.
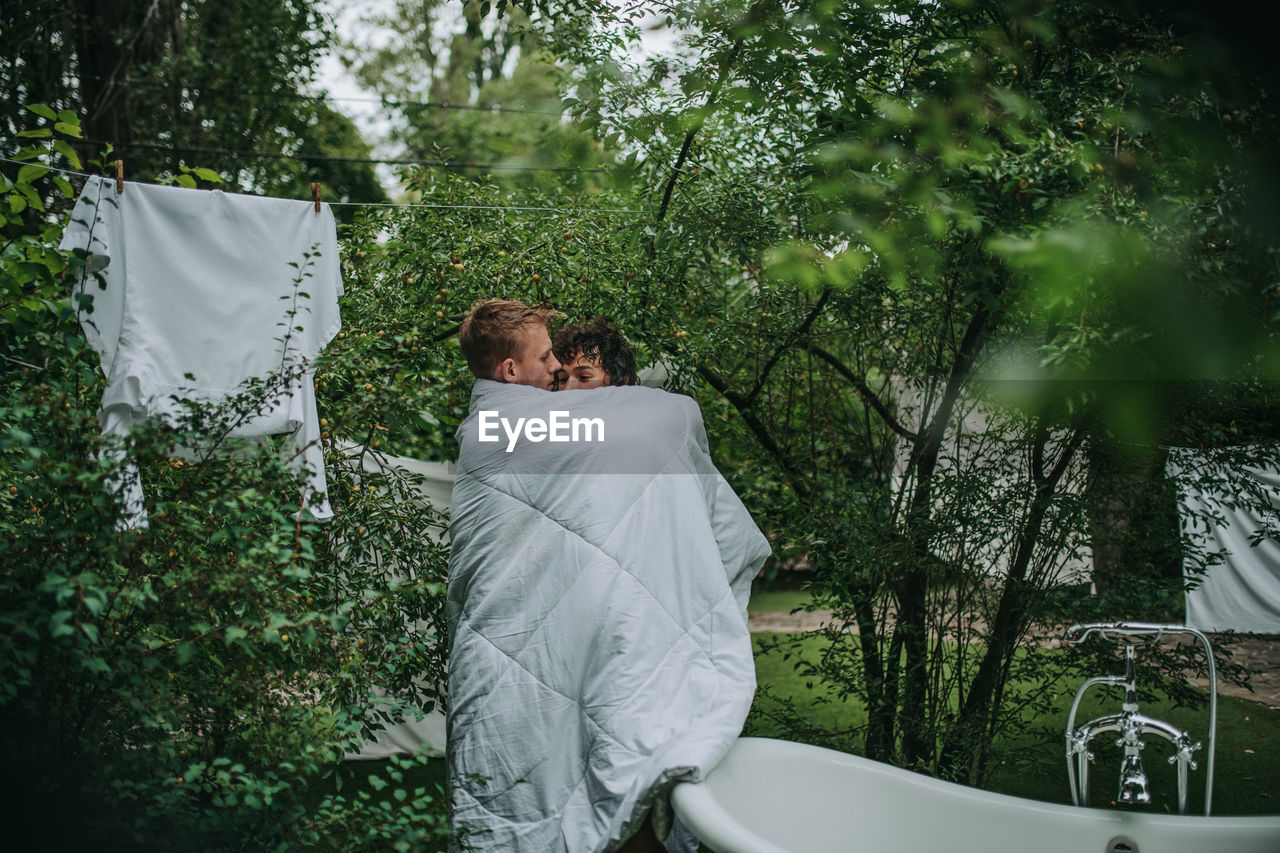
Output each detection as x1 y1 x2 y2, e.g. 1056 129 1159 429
459 298 562 390
448 298 769 853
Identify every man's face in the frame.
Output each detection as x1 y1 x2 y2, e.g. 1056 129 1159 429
563 352 611 390
504 324 561 389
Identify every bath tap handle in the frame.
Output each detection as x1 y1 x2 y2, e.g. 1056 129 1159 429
1064 621 1168 645
1167 739 1202 769
1062 622 1218 816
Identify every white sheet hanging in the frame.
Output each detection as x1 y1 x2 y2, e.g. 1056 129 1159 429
60 175 344 523
1167 447 1280 633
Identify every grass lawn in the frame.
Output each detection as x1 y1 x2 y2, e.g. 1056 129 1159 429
749 632 1280 816
746 588 815 615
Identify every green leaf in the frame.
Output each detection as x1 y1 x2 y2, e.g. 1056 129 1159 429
17 165 49 185
26 104 56 120
17 184 44 212
175 174 197 189
17 129 52 139
49 610 75 638
53 121 82 139
192 168 223 183
8 195 27 215
82 656 111 674
53 140 82 170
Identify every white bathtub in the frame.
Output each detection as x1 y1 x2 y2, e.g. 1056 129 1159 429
670 737 1280 853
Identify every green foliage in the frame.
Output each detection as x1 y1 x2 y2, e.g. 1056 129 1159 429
514 0 1280 783
305 750 451 852
340 0 617 192
0 114 447 849
1 107 86 366
0 0 385 204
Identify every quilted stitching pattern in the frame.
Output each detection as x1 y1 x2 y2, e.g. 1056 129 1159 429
447 381 769 852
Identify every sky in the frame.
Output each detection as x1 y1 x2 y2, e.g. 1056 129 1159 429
315 0 397 154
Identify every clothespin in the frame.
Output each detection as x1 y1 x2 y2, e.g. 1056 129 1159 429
115 160 124 193
311 182 322 213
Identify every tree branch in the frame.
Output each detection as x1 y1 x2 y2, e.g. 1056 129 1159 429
804 342 917 441
651 37 744 234
695 361 812 499
743 286 831 407
938 421 1089 776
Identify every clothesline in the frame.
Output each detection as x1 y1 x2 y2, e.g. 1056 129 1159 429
93 139 608 173
327 200 647 213
0 155 650 215
84 77 569 116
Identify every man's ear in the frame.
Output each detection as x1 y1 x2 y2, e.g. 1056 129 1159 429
496 357 516 383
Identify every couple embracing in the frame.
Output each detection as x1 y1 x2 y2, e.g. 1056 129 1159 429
446 299 770 853
469 299 638 392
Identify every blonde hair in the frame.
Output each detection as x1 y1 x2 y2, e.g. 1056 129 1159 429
459 298 560 379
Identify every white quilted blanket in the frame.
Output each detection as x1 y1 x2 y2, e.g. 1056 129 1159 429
447 379 769 852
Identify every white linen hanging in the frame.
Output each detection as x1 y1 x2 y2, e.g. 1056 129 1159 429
1167 447 1280 633
60 175 343 525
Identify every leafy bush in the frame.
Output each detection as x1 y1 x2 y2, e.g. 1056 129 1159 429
0 108 449 850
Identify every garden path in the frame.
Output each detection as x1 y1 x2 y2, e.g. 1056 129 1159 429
747 609 1280 710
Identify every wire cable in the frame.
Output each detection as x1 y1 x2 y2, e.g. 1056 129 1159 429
0 155 92 178
326 200 647 213
92 139 606 173
89 76 569 116
0 155 649 215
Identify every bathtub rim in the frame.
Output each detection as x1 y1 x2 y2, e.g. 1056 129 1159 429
670 736 1280 853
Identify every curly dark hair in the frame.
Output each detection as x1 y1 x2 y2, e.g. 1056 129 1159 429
552 315 638 386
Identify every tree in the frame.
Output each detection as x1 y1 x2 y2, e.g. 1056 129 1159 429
0 0 386 203
0 112 444 849
339 0 615 192
521 0 1279 781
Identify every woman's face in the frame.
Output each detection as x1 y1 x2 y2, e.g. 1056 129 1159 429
563 352 611 390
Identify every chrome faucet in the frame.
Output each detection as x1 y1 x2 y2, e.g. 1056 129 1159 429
1062 622 1216 816
1117 749 1150 804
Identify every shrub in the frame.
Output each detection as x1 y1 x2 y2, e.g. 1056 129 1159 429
0 108 450 850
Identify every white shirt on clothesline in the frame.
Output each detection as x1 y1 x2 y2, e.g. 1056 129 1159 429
60 175 344 524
